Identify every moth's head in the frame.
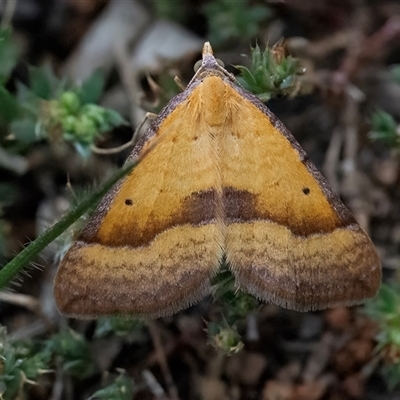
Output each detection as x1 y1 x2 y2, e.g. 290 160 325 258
188 42 235 86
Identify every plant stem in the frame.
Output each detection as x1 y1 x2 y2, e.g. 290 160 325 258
0 161 136 289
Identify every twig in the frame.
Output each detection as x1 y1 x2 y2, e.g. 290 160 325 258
322 127 342 194
302 332 335 382
246 313 259 342
147 321 180 400
49 365 65 400
91 112 156 155
341 87 371 232
9 319 48 341
114 36 145 126
333 14 400 93
0 291 40 312
359 16 400 65
142 369 167 399
174 76 185 91
342 88 361 165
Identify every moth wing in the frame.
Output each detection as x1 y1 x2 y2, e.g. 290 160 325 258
54 90 224 318
221 83 381 311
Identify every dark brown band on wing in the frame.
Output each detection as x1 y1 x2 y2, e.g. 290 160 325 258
223 187 355 237
82 189 218 248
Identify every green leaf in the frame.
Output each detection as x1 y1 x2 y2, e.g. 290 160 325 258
391 65 400 85
0 28 19 84
236 43 301 101
381 363 400 390
79 70 105 105
372 110 397 133
29 65 60 100
10 117 37 143
364 282 400 389
379 284 400 314
212 265 259 323
15 81 39 106
94 317 143 340
204 0 271 46
89 373 134 400
46 329 96 378
0 183 18 207
389 329 400 347
153 0 186 22
103 109 126 127
0 86 18 125
0 326 53 400
369 110 399 147
73 141 92 159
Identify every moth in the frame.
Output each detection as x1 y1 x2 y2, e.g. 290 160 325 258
54 42 381 318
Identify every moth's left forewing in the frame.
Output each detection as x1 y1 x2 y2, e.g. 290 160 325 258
54 79 225 319
222 81 381 311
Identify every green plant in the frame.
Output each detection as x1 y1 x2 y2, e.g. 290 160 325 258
208 264 259 355
204 0 271 46
206 321 244 356
0 161 137 290
94 317 144 342
0 28 126 158
11 67 125 158
365 283 400 389
89 371 135 400
236 42 302 101
0 183 17 260
0 28 19 127
152 0 186 23
0 324 125 399
45 329 97 378
390 65 400 84
0 326 52 400
369 110 399 148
